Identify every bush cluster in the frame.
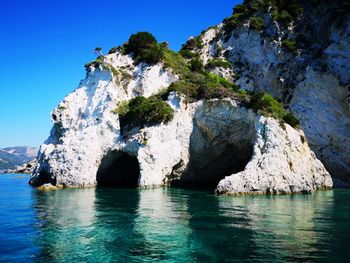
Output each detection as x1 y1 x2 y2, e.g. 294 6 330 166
84 55 104 70
249 92 285 119
283 112 300 127
205 59 232 70
282 39 297 54
108 30 298 131
116 95 174 133
179 49 198 59
222 1 267 34
180 37 203 52
271 10 293 25
249 92 299 127
222 0 304 35
108 47 118 54
189 58 204 73
168 73 240 102
249 16 264 31
270 1 303 27
162 49 241 102
123 32 165 65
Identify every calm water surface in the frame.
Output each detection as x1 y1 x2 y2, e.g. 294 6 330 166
0 173 349 262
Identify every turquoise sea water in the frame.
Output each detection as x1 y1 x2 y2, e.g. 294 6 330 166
0 173 349 262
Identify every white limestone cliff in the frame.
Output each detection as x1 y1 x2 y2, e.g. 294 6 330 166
29 51 332 194
192 6 350 184
31 52 177 187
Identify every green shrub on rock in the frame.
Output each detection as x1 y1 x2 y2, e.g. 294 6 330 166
179 49 198 59
162 49 240 102
272 10 293 26
233 3 249 14
222 0 305 37
108 47 118 54
125 32 157 53
84 55 104 70
249 92 300 127
249 16 264 30
181 37 203 51
189 58 204 73
205 59 232 70
283 112 300 127
250 92 285 120
282 39 297 54
116 95 174 133
123 32 164 65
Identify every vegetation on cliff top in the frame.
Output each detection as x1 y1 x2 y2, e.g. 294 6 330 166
222 0 305 35
122 32 166 65
103 31 299 130
162 48 242 102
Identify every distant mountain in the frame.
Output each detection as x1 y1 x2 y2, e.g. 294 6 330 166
0 146 38 173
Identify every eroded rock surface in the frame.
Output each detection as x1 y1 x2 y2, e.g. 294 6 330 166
30 1 343 192
29 52 332 194
192 2 350 183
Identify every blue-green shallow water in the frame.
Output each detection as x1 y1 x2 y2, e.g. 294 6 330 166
0 174 350 262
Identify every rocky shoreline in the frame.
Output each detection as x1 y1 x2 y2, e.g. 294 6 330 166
3 159 37 175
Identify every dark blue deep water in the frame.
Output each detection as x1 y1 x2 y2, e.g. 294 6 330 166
0 173 350 262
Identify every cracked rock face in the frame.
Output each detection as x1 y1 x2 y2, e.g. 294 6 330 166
29 51 332 194
30 52 177 187
194 5 350 183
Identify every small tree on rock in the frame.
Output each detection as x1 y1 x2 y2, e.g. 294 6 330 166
94 47 103 56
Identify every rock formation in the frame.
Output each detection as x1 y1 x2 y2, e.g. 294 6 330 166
29 47 332 194
31 0 348 193
189 0 350 184
5 159 37 174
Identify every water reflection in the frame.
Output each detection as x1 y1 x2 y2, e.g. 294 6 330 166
31 188 350 262
132 188 192 261
185 191 258 262
217 191 335 261
33 188 97 261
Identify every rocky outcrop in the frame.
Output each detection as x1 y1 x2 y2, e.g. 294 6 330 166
13 159 37 174
3 159 37 174
29 51 332 194
193 1 350 183
31 0 348 193
30 52 177 187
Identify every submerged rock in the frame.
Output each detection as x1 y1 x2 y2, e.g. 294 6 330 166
37 183 64 191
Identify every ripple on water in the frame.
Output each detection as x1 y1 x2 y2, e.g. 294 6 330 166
0 174 349 262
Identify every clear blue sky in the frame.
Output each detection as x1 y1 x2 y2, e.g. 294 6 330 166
0 0 241 148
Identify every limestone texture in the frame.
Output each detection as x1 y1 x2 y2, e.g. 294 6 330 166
29 51 332 194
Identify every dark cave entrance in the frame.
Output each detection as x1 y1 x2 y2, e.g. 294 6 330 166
171 143 253 190
170 110 256 190
193 143 253 187
96 151 140 188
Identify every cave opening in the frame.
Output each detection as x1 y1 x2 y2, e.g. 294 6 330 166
171 143 253 190
170 113 255 190
29 170 56 187
96 151 140 188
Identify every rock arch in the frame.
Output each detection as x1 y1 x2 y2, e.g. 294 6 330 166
96 150 140 187
170 101 256 189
